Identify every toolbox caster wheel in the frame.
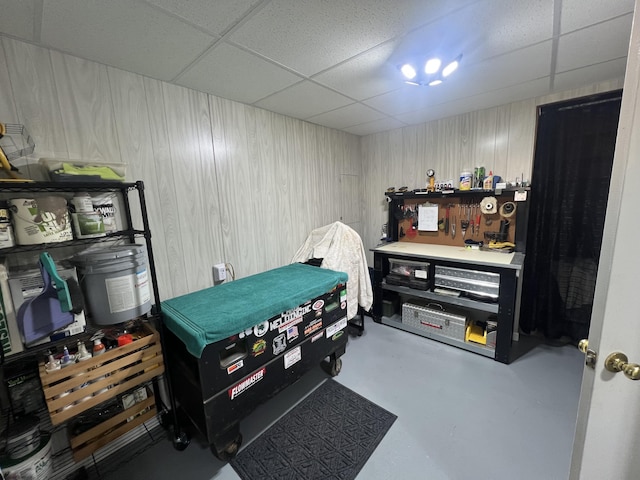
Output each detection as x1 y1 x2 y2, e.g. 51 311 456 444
173 431 190 451
329 357 342 377
213 433 243 461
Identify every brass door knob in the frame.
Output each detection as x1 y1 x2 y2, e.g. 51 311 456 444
578 339 589 353
604 352 640 380
578 339 597 369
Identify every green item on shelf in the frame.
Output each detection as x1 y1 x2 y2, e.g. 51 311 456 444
59 162 124 181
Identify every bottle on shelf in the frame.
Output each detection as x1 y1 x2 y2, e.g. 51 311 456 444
92 338 106 356
77 341 92 361
61 345 72 367
483 171 494 190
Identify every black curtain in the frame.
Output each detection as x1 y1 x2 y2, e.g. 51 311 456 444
520 91 621 341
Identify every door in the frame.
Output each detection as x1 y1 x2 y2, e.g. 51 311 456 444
570 2 640 478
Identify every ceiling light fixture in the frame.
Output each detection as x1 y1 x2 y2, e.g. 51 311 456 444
399 54 462 87
442 55 462 77
400 64 417 80
424 58 441 74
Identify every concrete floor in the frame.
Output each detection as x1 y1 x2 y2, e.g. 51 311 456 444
100 317 584 480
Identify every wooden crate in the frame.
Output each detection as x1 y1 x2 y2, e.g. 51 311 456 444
38 323 164 426
69 388 157 461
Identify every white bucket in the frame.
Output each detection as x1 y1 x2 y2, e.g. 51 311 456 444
91 193 120 233
0 434 52 480
8 197 73 245
71 245 152 325
71 211 106 239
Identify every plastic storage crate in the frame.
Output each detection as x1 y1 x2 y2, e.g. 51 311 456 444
386 258 429 290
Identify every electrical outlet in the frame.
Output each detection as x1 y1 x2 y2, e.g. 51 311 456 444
213 263 226 282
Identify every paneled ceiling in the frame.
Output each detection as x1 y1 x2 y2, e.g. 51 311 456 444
0 0 634 136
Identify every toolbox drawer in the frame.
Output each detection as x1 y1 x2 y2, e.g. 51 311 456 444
402 303 467 341
434 266 499 299
386 258 429 290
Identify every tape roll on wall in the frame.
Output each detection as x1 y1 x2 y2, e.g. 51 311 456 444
500 202 517 218
480 196 498 214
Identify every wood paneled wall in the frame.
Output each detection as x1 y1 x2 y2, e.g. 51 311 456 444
360 78 624 264
1 36 624 293
0 37 362 299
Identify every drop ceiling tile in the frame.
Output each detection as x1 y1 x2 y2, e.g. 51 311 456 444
553 58 628 92
228 0 477 76
0 0 36 41
306 103 387 130
366 41 552 116
313 41 402 101
392 0 554 68
343 117 407 136
560 0 635 33
40 0 216 81
142 0 263 36
254 81 353 120
176 43 302 104
556 15 632 73
395 77 550 126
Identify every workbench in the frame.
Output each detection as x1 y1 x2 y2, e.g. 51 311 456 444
372 242 524 363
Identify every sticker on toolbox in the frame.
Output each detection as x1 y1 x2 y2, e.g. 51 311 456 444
311 331 323 343
286 325 299 341
251 339 266 357
312 299 324 310
304 318 323 336
326 317 347 338
238 320 269 340
331 330 344 341
272 304 312 333
273 333 287 355
227 359 244 375
284 346 302 369
228 367 265 400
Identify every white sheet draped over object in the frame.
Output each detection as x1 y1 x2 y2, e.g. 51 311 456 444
291 222 373 320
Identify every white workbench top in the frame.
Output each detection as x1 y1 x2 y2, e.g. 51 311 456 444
372 242 524 270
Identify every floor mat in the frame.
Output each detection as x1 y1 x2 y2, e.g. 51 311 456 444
230 379 396 480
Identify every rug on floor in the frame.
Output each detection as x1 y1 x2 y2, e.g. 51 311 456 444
230 379 396 480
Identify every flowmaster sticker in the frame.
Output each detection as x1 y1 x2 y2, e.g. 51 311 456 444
284 346 302 369
326 317 348 338
228 367 265 400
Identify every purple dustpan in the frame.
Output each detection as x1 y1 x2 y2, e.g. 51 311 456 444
17 261 74 345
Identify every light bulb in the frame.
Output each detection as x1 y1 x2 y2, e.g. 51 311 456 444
424 58 441 74
400 64 417 80
428 78 442 86
442 58 460 77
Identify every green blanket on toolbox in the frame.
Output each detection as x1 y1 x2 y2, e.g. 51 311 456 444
161 263 348 358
